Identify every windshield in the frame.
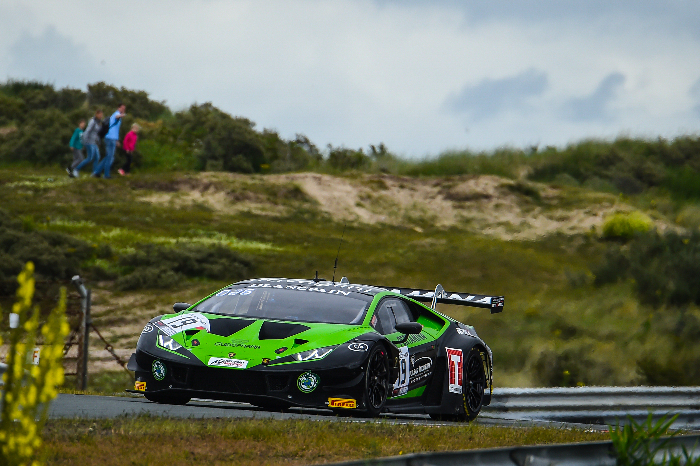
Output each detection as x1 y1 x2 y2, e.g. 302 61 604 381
193 286 372 325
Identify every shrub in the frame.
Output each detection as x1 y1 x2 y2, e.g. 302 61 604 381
601 211 652 241
116 243 253 290
0 210 100 294
594 230 700 308
0 262 69 465
327 146 370 171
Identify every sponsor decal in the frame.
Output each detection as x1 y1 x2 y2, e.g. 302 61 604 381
154 320 176 337
297 372 320 393
208 356 248 369
261 358 271 365
135 381 146 391
248 283 354 296
191 339 200 346
446 348 463 394
348 342 368 352
152 360 167 381
228 352 236 358
162 313 211 333
215 341 260 349
409 357 433 385
456 327 476 337
328 397 356 409
275 347 288 354
141 323 154 334
215 288 253 297
392 346 410 396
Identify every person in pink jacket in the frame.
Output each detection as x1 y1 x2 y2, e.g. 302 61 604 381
118 123 140 176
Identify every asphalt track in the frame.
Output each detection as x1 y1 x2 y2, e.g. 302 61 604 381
48 393 605 431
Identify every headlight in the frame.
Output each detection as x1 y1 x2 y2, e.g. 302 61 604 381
291 345 336 361
157 334 182 351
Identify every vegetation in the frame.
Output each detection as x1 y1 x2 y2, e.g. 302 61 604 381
610 414 700 466
1 263 69 466
40 416 609 466
2 79 700 390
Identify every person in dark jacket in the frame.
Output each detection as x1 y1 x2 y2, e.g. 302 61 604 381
73 109 103 177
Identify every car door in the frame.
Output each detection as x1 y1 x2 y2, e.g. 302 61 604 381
371 297 436 399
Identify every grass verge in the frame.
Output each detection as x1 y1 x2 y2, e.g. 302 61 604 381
42 417 609 465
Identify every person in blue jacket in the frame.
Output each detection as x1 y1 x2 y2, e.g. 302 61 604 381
92 103 126 179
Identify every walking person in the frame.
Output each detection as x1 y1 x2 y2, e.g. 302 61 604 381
92 103 126 179
66 119 86 177
73 110 103 177
118 123 140 176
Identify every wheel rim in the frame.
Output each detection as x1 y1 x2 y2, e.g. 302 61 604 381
366 348 389 409
466 351 485 413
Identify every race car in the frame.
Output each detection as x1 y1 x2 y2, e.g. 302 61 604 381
127 277 503 421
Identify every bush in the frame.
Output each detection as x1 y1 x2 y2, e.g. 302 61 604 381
115 243 253 290
327 146 370 171
0 209 100 294
601 211 652 241
594 230 700 307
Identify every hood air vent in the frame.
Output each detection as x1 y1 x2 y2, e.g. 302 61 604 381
209 318 255 337
259 322 310 340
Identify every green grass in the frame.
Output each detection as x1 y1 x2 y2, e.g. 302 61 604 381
41 417 609 466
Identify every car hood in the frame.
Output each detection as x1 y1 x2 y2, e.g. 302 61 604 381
151 312 372 369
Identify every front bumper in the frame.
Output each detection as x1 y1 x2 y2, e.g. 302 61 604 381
129 350 368 410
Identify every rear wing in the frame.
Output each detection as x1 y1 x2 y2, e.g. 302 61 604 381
380 284 504 314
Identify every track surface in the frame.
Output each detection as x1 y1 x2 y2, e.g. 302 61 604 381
48 394 604 430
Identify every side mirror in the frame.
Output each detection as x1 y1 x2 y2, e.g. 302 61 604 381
173 302 192 313
393 322 423 343
395 322 423 335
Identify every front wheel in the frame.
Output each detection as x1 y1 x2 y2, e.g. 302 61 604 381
359 344 390 417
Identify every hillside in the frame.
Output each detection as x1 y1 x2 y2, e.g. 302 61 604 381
2 79 700 390
2 166 700 391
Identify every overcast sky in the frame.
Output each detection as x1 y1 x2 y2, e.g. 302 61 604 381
2 0 700 157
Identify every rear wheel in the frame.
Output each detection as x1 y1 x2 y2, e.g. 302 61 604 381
144 392 191 405
461 348 486 421
359 344 390 417
430 347 486 422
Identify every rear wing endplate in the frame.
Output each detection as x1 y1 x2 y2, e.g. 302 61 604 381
380 284 504 314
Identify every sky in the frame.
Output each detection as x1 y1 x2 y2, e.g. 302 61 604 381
2 0 700 158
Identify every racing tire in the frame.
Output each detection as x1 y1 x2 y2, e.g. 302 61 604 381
429 347 486 422
357 344 390 417
460 347 486 421
144 392 191 405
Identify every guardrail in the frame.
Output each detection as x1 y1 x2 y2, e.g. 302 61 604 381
483 386 700 429
487 387 700 411
324 434 700 466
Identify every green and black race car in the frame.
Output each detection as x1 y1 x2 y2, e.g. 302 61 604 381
127 277 504 421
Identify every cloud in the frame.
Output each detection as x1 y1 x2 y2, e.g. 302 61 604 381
444 68 548 120
691 77 700 119
561 73 625 122
8 25 104 88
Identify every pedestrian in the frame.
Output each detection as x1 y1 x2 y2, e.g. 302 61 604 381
66 119 86 177
118 123 140 176
92 103 126 179
73 109 103 177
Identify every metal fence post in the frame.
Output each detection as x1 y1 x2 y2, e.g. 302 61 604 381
71 276 90 391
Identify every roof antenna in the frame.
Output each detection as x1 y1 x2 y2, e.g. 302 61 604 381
332 223 346 284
